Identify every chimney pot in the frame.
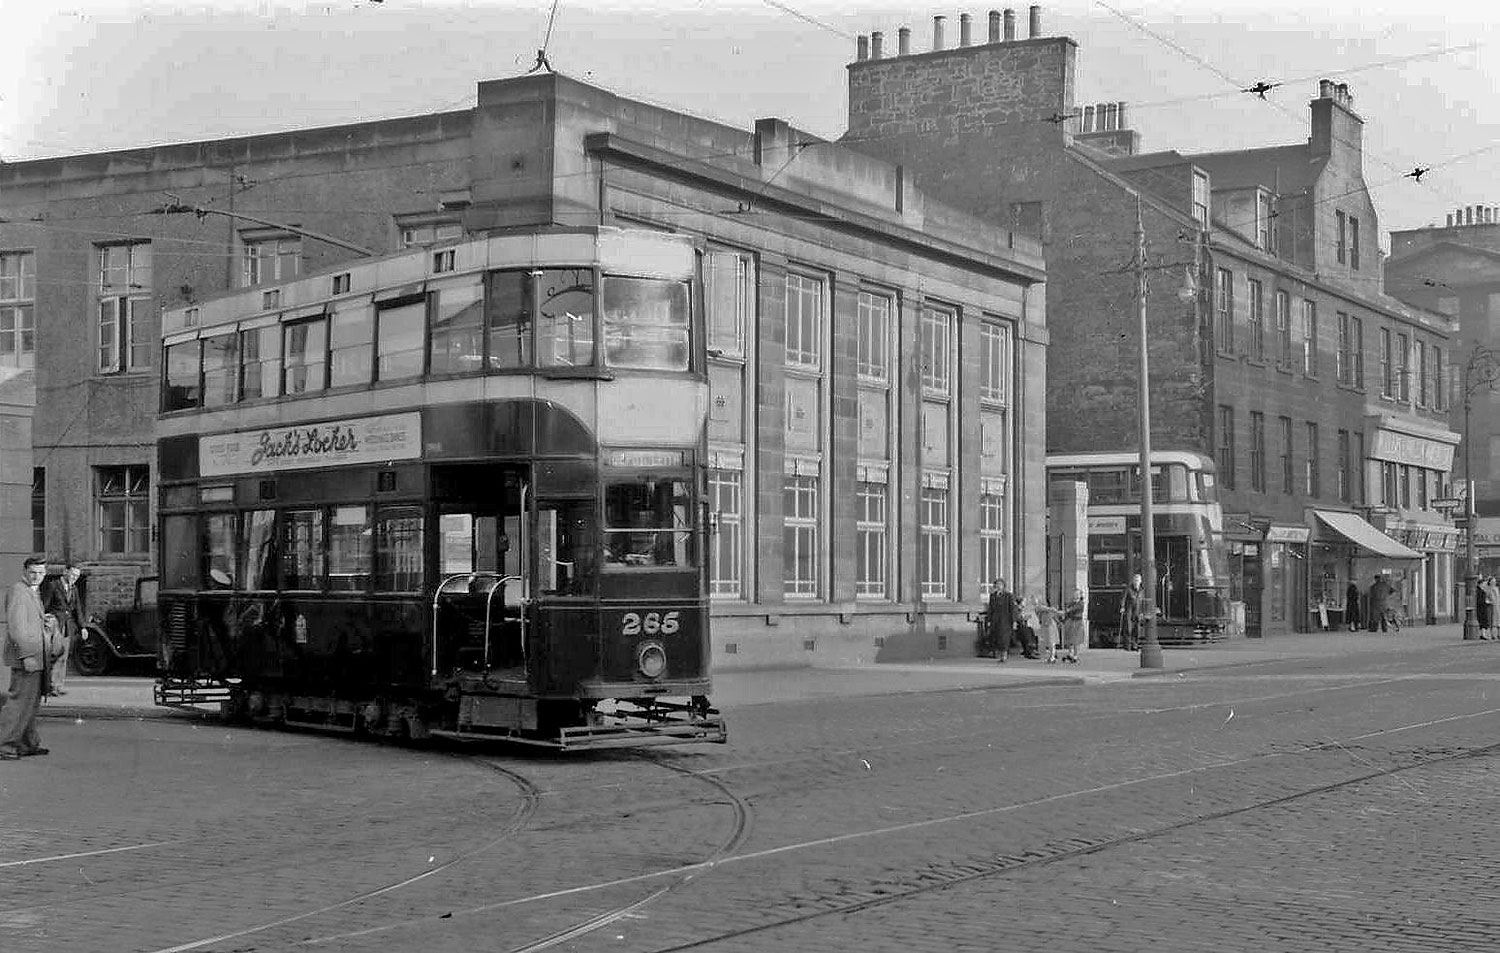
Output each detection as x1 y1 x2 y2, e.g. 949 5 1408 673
1319 79 1333 99
856 35 869 61
898 26 910 55
871 30 883 58
1116 101 1128 129
1447 213 1455 227
933 15 945 51
1082 105 1095 132
989 10 1002 42
960 13 973 46
1467 207 1474 225
1029 4 1041 37
1003 8 1015 41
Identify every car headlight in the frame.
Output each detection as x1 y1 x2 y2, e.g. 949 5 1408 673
637 640 667 679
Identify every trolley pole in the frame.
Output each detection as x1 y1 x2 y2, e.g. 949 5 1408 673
1136 199 1163 668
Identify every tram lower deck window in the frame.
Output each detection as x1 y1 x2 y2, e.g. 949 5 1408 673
603 477 696 569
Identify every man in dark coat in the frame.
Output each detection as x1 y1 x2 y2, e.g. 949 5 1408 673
1120 573 1146 650
0 556 52 759
985 578 1019 662
42 563 85 696
1345 580 1362 631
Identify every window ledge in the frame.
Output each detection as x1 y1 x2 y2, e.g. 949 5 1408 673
1245 356 1268 368
540 366 615 381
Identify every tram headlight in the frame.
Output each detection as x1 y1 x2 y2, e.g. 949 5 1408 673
637 640 668 679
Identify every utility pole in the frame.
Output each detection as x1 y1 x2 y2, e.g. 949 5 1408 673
1137 198 1163 668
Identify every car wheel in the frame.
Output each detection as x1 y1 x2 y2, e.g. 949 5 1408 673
75 632 112 677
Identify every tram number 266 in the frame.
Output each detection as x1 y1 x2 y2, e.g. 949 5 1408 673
621 611 681 636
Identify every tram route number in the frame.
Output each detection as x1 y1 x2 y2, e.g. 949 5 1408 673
621 610 681 636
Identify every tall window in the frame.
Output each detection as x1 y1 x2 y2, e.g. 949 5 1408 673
31 467 45 552
1279 416 1294 495
97 243 152 373
1336 210 1347 264
1395 332 1410 402
97 464 149 554
784 272 823 368
1337 312 1352 384
855 481 888 598
1257 190 1275 251
0 251 36 370
1382 461 1398 508
1337 430 1350 502
1215 268 1234 351
1247 279 1264 359
1302 299 1318 376
242 236 300 287
1354 432 1366 503
1432 345 1445 410
1276 290 1292 364
920 484 949 599
1249 412 1266 491
1192 170 1210 228
921 307 952 395
783 473 819 597
1351 316 1364 387
1217 405 1235 488
1305 422 1320 497
708 249 754 357
979 320 1010 403
856 291 891 381
1379 328 1394 398
1415 339 1428 407
1350 216 1361 270
709 468 744 598
980 489 1006 592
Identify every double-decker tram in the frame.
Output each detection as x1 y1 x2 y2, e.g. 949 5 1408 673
154 227 726 749
1046 450 1229 646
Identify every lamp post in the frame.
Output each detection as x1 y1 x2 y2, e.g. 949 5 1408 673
1458 346 1500 640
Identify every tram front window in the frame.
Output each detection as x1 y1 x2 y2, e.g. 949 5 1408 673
602 277 690 371
603 477 695 569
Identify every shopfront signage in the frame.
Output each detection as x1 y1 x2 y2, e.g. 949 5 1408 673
1088 516 1127 535
1370 430 1456 470
1265 525 1310 544
200 412 422 477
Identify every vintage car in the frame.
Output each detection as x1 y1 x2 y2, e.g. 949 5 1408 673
73 575 160 677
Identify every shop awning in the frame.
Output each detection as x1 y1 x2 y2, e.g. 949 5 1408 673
1312 510 1422 560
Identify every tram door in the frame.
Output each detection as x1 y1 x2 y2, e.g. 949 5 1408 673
432 465 529 672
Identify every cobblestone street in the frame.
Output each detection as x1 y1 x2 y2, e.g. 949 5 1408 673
3 633 1498 953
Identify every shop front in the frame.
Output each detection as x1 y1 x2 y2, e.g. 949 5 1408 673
1310 509 1422 630
1223 514 1263 637
1265 525 1310 634
1372 517 1458 624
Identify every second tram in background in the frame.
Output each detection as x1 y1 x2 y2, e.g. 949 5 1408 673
153 226 725 749
1047 450 1229 647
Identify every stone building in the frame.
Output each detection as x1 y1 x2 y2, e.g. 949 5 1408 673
843 7 1459 634
0 71 1046 666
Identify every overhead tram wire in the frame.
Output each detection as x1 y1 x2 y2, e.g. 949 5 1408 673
759 0 856 40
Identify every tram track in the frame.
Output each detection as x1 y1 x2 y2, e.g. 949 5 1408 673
136 759 544 953
639 731 1500 952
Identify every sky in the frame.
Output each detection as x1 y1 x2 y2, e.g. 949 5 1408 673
2 0 1497 246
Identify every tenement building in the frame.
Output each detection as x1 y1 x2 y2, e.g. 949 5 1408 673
0 71 1046 666
844 7 1459 635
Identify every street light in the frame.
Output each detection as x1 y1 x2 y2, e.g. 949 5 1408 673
1457 346 1500 640
1134 199 1162 668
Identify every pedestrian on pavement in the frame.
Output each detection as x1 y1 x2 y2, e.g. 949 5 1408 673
1368 573 1393 634
1037 601 1063 663
41 562 85 697
1061 588 1088 663
1475 576 1492 639
1119 573 1146 651
1016 594 1041 660
984 578 1019 662
1345 580 1361 632
1486 578 1500 640
0 556 54 759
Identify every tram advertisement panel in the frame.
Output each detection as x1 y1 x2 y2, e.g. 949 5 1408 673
199 412 422 477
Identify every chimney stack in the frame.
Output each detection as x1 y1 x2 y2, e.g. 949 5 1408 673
856 35 869 61
960 13 973 46
871 30 883 58
898 26 910 55
1003 7 1016 41
988 9 1001 42
1082 105 1095 132
1029 4 1041 37
933 15 945 51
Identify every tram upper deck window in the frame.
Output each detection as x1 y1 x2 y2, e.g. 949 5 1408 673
603 477 695 569
602 276 690 371
376 299 425 382
537 268 595 368
163 340 201 411
329 301 374 387
202 332 239 408
241 326 281 400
